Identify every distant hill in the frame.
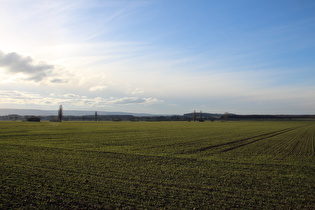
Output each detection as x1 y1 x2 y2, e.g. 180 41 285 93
0 108 154 117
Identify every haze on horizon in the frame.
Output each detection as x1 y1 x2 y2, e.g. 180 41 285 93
0 0 315 115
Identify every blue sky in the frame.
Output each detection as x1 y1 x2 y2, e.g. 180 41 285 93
0 0 315 114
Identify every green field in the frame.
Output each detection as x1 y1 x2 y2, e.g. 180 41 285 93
1 121 315 209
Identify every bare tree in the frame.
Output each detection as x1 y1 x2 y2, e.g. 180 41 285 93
58 105 63 122
199 110 204 122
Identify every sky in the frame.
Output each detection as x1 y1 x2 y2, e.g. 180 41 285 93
0 0 315 115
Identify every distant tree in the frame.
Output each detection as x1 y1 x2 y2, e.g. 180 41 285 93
199 110 205 122
95 111 98 121
58 105 63 122
193 110 197 122
224 112 229 121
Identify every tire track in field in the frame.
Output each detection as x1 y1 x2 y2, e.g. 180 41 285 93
183 126 302 154
220 127 299 153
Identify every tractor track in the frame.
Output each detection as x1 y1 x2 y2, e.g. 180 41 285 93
183 126 304 154
220 127 299 153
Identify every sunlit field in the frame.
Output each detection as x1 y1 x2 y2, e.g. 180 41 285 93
1 121 315 208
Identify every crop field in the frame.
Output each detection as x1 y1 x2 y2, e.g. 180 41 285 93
1 120 315 209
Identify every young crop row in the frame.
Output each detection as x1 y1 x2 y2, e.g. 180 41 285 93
1 121 315 208
263 124 315 158
2 141 314 209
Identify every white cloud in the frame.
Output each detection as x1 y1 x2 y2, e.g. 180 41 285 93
89 85 108 92
107 97 161 105
0 50 68 83
130 88 145 95
50 78 69 83
62 93 80 98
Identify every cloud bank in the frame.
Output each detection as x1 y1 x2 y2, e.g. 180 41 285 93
0 90 161 109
